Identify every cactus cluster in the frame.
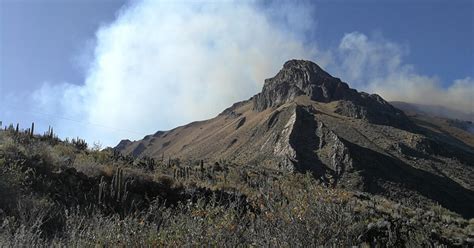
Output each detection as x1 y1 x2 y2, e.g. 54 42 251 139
45 126 54 139
71 137 87 150
137 156 156 171
98 167 130 212
173 166 191 181
104 149 280 192
110 150 135 165
111 167 129 203
2 122 36 141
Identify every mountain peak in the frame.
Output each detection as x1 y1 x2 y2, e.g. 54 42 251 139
282 59 331 76
253 59 350 111
252 59 412 128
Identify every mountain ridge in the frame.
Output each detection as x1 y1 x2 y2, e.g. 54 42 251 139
116 59 474 218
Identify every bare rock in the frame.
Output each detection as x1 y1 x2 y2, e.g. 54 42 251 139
253 59 413 129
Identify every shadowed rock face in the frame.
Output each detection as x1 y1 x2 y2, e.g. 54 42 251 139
253 60 412 129
115 139 132 151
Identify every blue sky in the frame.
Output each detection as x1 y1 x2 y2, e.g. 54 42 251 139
1 0 125 94
311 0 474 83
0 0 473 146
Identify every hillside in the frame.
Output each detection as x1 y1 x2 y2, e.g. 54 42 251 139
1 125 474 246
117 60 474 219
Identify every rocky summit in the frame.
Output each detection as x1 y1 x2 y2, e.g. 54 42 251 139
116 59 474 218
253 60 411 129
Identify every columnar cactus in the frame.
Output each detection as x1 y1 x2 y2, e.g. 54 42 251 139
173 168 177 179
98 176 106 205
111 167 125 202
30 122 34 138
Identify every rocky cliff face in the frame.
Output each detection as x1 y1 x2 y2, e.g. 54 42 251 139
253 60 412 129
116 59 474 218
253 60 339 110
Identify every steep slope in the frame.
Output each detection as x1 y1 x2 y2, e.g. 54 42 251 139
116 60 474 218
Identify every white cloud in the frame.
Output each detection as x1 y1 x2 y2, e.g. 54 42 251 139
32 0 321 146
330 32 473 119
32 82 85 118
336 32 406 87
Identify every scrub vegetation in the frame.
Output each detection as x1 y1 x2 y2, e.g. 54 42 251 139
0 125 473 247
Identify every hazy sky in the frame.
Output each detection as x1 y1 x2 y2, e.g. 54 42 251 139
1 0 473 146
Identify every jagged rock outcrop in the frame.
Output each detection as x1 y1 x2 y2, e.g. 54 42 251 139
253 60 412 129
316 122 353 178
272 109 298 172
253 60 341 110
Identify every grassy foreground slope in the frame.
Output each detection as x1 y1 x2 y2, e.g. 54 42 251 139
0 126 473 247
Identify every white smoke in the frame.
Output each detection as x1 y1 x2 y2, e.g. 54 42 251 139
33 0 322 146
332 32 473 120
